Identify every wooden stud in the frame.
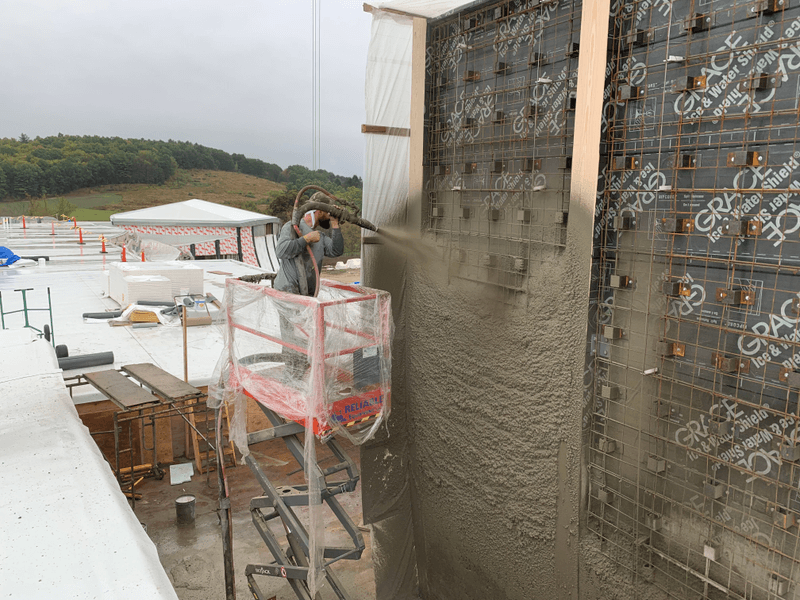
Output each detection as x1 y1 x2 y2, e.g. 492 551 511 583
560 0 611 591
362 124 411 137
408 15 426 233
363 3 427 18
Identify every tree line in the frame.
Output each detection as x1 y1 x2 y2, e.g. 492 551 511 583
0 134 362 200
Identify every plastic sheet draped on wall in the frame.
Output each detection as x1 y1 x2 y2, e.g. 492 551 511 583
377 0 481 18
363 9 414 232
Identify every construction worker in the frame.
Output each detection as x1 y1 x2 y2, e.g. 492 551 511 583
274 209 343 295
273 208 344 378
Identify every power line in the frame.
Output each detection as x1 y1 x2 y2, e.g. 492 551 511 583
312 0 321 171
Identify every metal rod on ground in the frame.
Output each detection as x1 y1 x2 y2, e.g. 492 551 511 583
216 407 236 599
46 288 54 347
19 289 31 328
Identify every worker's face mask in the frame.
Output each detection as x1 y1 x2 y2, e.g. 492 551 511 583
316 211 331 229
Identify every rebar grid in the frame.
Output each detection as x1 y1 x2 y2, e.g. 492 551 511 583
588 0 800 598
424 0 582 299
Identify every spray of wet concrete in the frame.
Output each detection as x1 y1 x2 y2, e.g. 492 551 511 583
362 219 594 599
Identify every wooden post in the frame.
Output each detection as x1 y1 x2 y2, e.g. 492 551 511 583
568 0 611 255
408 16 427 233
216 407 236 599
182 305 188 382
561 1 611 598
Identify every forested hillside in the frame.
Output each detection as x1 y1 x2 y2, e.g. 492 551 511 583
0 134 361 200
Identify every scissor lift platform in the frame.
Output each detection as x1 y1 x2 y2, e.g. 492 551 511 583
244 403 365 600
216 278 392 600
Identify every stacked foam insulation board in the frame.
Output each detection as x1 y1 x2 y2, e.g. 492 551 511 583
107 262 204 305
117 275 171 305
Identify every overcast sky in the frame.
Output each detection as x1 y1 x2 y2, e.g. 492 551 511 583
1 0 372 177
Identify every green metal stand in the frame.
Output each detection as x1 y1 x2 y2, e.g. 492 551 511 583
0 287 55 346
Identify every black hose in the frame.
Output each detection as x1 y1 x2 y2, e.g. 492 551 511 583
287 185 378 299
83 311 123 319
238 273 277 284
136 300 174 307
58 351 115 370
291 185 338 226
292 201 379 232
238 353 285 366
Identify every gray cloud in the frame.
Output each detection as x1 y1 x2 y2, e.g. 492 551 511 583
1 0 371 176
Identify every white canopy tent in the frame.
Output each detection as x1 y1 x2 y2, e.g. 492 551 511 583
111 199 281 271
111 198 278 228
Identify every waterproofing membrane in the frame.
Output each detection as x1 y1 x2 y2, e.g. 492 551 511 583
0 330 178 599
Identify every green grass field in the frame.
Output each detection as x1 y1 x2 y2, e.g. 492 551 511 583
0 193 123 217
72 208 117 221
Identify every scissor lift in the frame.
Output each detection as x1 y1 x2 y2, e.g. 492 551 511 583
219 278 392 600
244 403 365 600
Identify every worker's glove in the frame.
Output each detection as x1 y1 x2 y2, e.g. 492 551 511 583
304 231 321 244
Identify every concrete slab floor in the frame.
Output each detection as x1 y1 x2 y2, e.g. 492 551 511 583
132 437 376 600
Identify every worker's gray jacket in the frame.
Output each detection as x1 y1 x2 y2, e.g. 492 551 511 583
273 220 344 295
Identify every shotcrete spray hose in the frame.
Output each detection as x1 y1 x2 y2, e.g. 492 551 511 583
291 185 337 226
292 201 378 232
290 186 379 297
291 186 335 297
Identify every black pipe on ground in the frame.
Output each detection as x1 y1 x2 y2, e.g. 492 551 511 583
58 351 114 370
83 311 123 319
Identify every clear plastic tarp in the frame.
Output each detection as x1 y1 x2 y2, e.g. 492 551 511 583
363 9 413 234
376 0 478 18
209 278 392 594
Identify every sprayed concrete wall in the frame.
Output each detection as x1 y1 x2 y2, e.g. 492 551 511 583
364 0 800 599
362 2 590 598
585 1 800 598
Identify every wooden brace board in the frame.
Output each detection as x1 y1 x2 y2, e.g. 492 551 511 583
122 363 204 403
83 369 158 410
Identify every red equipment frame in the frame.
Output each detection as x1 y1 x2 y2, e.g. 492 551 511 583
225 279 391 437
